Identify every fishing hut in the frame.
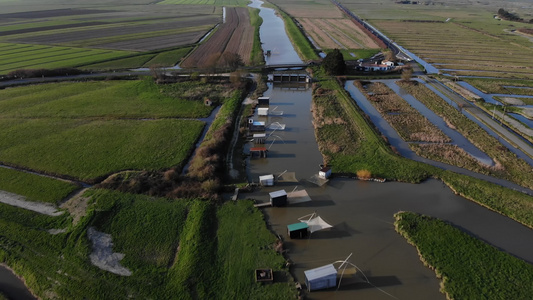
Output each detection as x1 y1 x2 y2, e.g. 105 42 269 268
287 222 309 239
269 190 287 207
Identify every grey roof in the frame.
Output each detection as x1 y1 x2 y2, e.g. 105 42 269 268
304 264 337 281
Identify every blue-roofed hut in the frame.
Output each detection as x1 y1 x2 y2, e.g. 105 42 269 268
304 264 337 292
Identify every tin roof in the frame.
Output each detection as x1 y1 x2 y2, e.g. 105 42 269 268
304 264 337 281
287 222 308 232
269 190 287 198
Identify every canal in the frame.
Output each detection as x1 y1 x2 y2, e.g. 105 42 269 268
245 80 533 299
241 7 533 298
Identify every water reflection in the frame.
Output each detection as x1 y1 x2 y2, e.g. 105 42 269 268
248 0 302 65
245 81 533 299
0 266 36 300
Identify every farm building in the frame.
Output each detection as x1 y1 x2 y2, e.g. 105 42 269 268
304 264 337 292
270 190 287 207
259 174 274 186
356 62 395 72
287 222 309 239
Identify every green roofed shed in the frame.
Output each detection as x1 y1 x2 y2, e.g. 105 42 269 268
287 222 309 239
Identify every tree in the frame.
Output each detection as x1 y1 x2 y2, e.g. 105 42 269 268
203 52 222 77
322 48 346 75
401 66 413 82
221 52 243 71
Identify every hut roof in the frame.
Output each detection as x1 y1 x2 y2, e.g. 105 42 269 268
304 264 337 281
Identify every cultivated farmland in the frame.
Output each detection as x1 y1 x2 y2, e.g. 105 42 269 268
0 43 132 74
297 17 380 50
181 7 255 67
0 2 222 72
339 0 533 79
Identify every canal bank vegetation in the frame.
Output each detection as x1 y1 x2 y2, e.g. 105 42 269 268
355 81 451 143
0 188 296 299
249 7 264 65
272 6 319 61
312 72 533 230
311 70 436 182
439 172 533 228
395 211 533 299
397 80 533 190
462 78 533 95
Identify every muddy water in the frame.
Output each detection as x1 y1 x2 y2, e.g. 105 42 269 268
0 266 36 300
245 82 533 299
248 0 302 65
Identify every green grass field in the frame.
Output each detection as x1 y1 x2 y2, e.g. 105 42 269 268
0 80 213 119
0 43 132 74
0 188 296 299
0 118 204 182
395 211 533 299
0 167 78 204
0 79 237 181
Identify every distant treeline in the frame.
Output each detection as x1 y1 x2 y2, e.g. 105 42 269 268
4 68 86 80
497 8 533 23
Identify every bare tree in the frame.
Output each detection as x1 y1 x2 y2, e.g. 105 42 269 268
401 66 413 82
221 52 243 71
149 64 166 82
203 52 222 77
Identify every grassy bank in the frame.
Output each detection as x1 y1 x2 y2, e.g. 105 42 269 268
0 167 78 204
439 172 533 228
395 211 533 299
0 188 296 299
275 8 318 61
249 7 264 65
397 80 533 190
312 73 436 182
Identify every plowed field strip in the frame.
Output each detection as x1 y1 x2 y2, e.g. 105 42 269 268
96 32 206 52
181 7 253 67
297 18 337 49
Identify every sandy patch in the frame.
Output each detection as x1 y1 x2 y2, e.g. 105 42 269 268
500 97 525 106
0 190 63 216
60 188 90 225
87 227 132 276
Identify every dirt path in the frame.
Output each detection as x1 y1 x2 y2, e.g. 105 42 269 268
0 190 63 216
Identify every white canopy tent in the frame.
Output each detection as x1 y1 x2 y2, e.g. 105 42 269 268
298 212 333 233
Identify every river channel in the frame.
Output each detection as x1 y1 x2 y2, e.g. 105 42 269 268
244 80 533 299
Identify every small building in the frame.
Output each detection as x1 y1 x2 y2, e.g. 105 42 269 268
249 120 265 132
258 107 269 116
319 167 332 179
258 97 270 106
259 174 274 186
253 133 266 144
287 222 309 239
304 264 337 292
204 98 213 106
270 190 287 207
250 147 267 158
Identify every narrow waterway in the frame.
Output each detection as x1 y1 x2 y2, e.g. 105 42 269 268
383 79 494 166
248 0 302 65
0 266 36 300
